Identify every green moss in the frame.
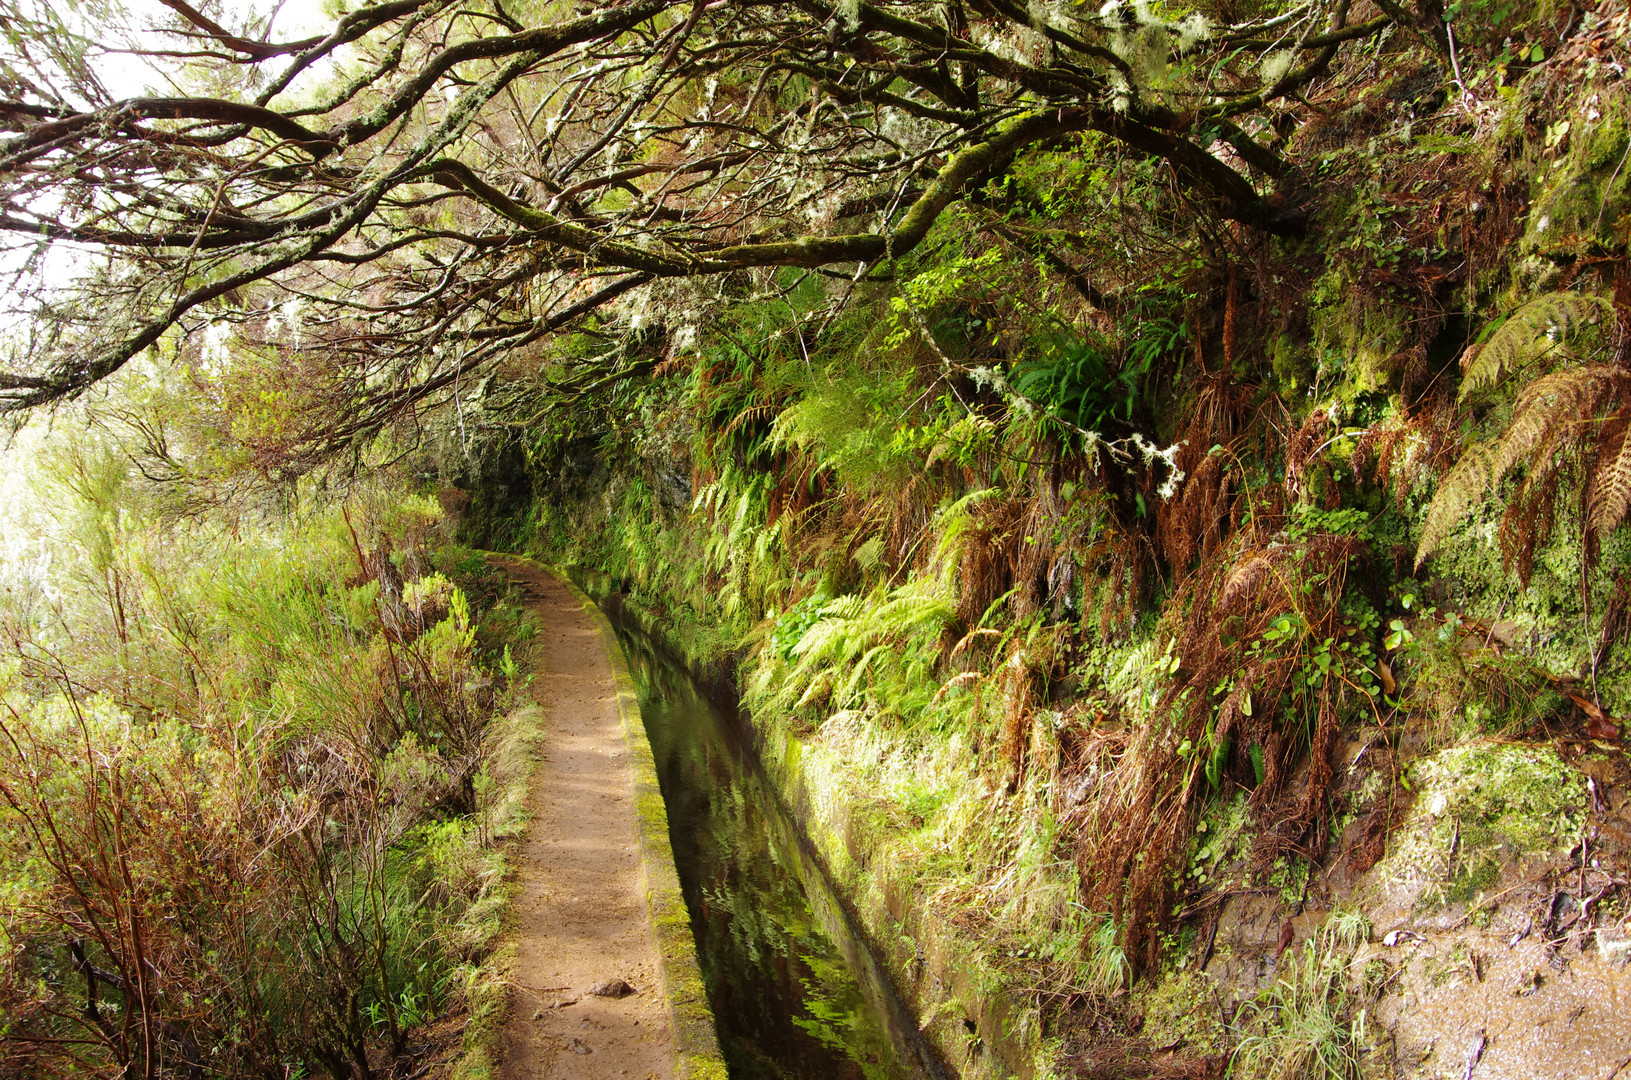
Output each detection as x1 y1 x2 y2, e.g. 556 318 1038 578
679 1057 732 1080
1267 854 1311 904
1524 106 1631 257
1381 742 1588 911
1132 969 1228 1055
1422 743 1586 852
1270 333 1316 402
1412 497 1631 721
1183 791 1252 892
1441 855 1501 907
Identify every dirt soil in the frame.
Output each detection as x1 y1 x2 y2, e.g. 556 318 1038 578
491 559 676 1080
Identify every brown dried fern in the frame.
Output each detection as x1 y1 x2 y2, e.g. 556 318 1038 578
1284 409 1331 499
1352 400 1460 509
1494 367 1627 475
1587 403 1631 540
1079 527 1371 973
1154 375 1253 581
1417 365 1631 572
1414 444 1495 567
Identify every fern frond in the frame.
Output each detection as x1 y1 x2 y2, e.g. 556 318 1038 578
721 402 778 438
1459 292 1611 402
873 589 955 637
1489 366 1631 479
791 670 833 711
789 611 855 665
1218 553 1278 614
838 644 890 705
1588 404 1631 540
929 487 999 579
1415 444 1494 567
1420 365 1631 567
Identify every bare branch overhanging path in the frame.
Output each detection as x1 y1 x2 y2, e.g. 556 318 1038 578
490 557 676 1080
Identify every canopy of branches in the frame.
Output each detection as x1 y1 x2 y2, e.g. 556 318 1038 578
0 0 1403 465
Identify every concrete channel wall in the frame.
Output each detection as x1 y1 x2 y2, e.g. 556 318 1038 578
574 576 1044 1080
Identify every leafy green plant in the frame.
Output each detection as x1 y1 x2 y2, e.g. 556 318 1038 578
1287 505 1372 543
1011 329 1150 436
771 592 834 660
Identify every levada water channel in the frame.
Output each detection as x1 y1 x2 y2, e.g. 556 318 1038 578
576 575 948 1080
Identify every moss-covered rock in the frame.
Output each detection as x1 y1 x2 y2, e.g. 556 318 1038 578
1130 968 1229 1055
1378 742 1588 913
1270 332 1317 402
1523 91 1631 258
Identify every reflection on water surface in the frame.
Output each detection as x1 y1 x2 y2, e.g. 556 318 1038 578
603 601 940 1080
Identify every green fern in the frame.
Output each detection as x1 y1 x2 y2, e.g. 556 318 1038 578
929 486 1000 594
1458 292 1611 403
768 580 958 714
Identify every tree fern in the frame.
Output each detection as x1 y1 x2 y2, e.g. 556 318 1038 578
1489 366 1629 478
1458 292 1611 403
1418 366 1631 569
1415 445 1494 568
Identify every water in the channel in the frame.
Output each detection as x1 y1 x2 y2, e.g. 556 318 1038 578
598 596 946 1080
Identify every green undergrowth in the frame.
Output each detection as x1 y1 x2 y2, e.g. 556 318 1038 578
2 4 1627 1077
488 293 1627 1079
0 451 540 1079
451 42 1631 1080
491 330 1628 1077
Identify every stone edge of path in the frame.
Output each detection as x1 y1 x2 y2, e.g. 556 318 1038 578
493 553 728 1080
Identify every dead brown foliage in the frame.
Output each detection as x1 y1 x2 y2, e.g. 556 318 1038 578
1154 375 1255 582
1078 518 1373 973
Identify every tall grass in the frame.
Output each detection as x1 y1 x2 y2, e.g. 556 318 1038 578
1228 909 1372 1080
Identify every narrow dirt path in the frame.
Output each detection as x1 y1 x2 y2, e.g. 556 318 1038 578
491 558 675 1080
